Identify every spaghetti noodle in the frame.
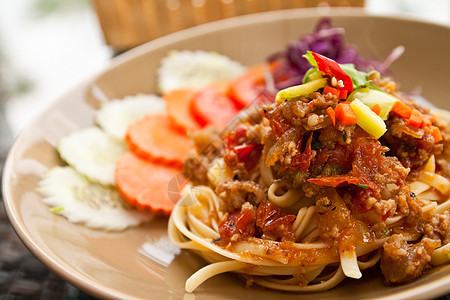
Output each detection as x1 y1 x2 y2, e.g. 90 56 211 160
169 54 450 292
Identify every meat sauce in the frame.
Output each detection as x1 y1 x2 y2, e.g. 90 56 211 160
183 78 448 284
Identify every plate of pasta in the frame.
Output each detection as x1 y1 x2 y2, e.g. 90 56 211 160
3 7 450 300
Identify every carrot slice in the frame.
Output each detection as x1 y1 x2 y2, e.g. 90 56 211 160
326 106 336 126
126 114 193 168
164 88 201 134
324 86 340 98
115 151 183 215
190 81 240 130
408 109 423 128
370 104 381 116
335 102 358 125
431 126 443 143
421 114 433 128
391 101 412 119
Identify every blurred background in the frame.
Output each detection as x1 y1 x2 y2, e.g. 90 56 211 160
0 0 449 298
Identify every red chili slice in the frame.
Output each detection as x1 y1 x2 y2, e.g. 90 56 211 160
311 52 353 93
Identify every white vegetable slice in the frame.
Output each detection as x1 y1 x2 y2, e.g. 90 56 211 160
157 50 245 93
96 94 165 140
38 166 153 230
57 126 126 186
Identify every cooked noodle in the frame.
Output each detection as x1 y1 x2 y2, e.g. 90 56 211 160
169 57 450 293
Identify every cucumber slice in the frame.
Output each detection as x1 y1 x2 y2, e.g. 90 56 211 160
57 126 126 186
157 50 245 93
38 166 153 230
96 94 165 140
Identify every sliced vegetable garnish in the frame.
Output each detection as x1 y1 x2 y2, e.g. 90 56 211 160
326 107 336 126
408 109 424 128
157 50 245 93
339 64 373 89
302 68 323 83
431 126 443 143
335 102 358 125
275 78 327 103
347 88 398 120
391 100 412 119
164 88 201 134
370 104 381 115
39 166 153 230
324 86 340 97
96 94 166 140
307 51 353 93
229 64 269 108
57 127 127 186
115 151 183 215
190 81 239 129
125 114 194 169
350 99 387 139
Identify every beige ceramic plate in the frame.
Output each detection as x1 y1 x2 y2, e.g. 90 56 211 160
3 8 450 300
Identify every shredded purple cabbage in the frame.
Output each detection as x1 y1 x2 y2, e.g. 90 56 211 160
268 18 387 90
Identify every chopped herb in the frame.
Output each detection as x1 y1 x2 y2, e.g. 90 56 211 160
213 238 222 243
294 172 302 180
51 207 64 214
410 192 416 198
342 130 348 142
332 206 337 211
357 184 369 189
447 252 450 262
381 228 391 236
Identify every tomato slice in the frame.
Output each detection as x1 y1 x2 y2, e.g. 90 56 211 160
229 62 281 109
190 81 240 130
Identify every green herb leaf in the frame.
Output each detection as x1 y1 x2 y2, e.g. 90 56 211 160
339 63 377 90
302 51 318 68
302 67 318 83
356 184 369 189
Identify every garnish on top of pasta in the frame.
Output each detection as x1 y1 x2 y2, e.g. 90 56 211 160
168 50 450 293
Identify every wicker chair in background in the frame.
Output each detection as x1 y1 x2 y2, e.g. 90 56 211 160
92 0 364 51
